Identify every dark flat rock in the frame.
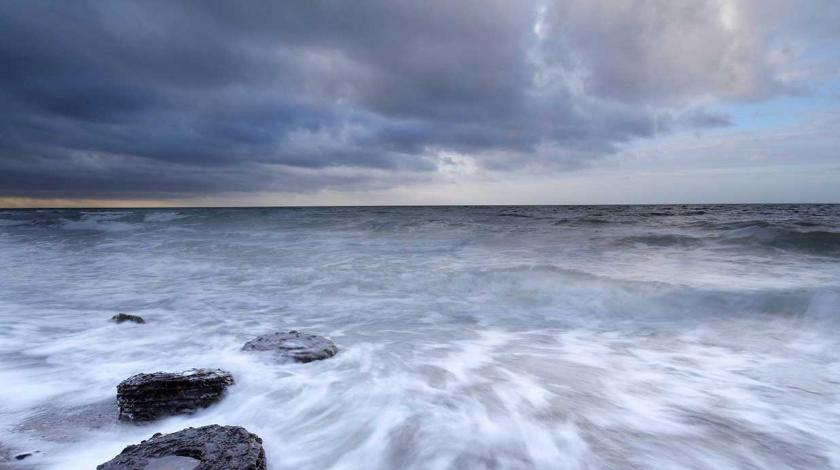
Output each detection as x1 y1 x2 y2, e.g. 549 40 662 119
15 451 40 460
117 369 233 422
242 330 337 363
97 425 265 470
111 313 145 324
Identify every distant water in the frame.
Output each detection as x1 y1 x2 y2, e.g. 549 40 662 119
1 205 839 469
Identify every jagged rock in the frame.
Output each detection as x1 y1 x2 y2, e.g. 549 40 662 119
117 369 233 422
242 330 337 363
97 425 266 470
111 313 145 324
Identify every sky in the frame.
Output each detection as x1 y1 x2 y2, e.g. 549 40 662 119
1 0 839 207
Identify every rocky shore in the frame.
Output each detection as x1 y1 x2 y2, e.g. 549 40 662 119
87 322 337 468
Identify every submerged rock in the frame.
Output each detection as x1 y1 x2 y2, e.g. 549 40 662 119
117 369 233 422
242 330 337 363
97 425 266 470
111 313 145 324
0 444 11 465
17 399 117 442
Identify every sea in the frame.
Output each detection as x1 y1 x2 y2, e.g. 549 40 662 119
1 205 839 469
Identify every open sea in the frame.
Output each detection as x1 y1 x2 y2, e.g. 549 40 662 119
1 205 839 469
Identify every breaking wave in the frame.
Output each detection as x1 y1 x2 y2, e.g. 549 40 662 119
718 226 840 256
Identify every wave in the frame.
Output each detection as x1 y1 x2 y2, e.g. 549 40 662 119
645 210 707 217
610 224 840 256
0 218 24 226
144 211 186 223
553 217 614 226
614 234 704 248
718 226 840 256
61 212 137 232
440 263 840 330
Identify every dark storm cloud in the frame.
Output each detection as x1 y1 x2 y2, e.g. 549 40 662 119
0 0 836 199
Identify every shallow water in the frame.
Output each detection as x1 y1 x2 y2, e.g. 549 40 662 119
1 205 839 469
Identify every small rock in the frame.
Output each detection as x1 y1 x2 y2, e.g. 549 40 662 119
117 369 233 422
97 425 265 470
15 451 39 460
242 330 337 362
111 313 145 324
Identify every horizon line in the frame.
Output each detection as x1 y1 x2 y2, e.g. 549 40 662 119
3 202 840 210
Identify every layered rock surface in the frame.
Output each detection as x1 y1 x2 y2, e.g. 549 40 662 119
117 369 233 422
97 425 266 470
242 330 337 362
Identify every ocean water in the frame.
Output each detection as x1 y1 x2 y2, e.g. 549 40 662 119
1 205 839 469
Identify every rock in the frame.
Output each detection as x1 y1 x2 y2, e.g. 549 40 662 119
97 425 266 470
15 451 39 460
111 313 145 324
117 369 234 422
242 330 337 363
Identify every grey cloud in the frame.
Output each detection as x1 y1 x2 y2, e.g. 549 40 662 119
0 0 835 199
539 0 840 104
